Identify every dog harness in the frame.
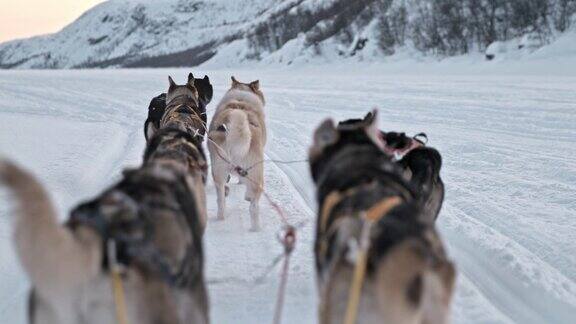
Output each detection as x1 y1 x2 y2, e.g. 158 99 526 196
318 187 404 324
67 167 203 288
161 95 207 137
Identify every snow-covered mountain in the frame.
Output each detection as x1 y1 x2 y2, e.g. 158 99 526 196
0 0 275 68
1 0 351 69
0 0 575 69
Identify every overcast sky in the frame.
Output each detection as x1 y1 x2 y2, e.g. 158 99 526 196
0 0 105 43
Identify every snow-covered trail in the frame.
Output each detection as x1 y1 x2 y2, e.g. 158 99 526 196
0 68 575 323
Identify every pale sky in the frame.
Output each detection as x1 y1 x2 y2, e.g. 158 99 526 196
0 0 106 43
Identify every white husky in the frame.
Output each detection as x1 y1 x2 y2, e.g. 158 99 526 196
208 77 266 231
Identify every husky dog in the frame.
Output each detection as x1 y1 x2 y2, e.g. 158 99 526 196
310 111 455 324
144 74 213 142
0 75 209 324
339 112 445 224
208 76 266 231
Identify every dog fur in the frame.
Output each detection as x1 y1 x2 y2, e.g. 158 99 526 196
310 112 455 324
0 74 210 324
145 74 213 142
339 112 445 224
207 76 266 231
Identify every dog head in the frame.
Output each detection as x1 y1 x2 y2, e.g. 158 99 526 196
166 73 199 105
230 76 265 105
309 110 385 181
336 110 376 129
145 74 212 142
195 75 214 109
336 113 444 223
339 112 425 160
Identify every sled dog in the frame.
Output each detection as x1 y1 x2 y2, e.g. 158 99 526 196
0 74 209 324
208 76 266 231
339 112 445 224
145 74 213 142
310 111 455 324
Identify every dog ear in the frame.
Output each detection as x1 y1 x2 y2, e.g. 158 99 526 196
168 76 176 90
204 75 210 81
309 119 339 163
187 74 195 90
231 76 240 86
364 109 385 150
250 80 260 91
312 119 339 150
145 121 158 142
363 111 375 124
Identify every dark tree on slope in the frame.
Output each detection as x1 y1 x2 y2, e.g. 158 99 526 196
467 0 507 48
375 0 397 54
410 0 469 55
388 4 408 45
509 0 551 36
552 0 576 31
247 0 379 53
376 0 576 54
378 17 396 55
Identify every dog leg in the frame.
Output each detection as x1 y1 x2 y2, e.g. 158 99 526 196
249 196 261 232
215 181 227 221
246 166 263 231
225 175 231 197
210 156 229 221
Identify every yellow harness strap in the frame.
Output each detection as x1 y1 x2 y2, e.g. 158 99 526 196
343 196 402 324
320 191 344 233
365 196 402 222
108 240 129 324
111 269 129 324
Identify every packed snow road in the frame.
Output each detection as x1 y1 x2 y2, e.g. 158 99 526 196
0 68 575 323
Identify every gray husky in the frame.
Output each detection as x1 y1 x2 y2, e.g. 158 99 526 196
0 74 209 324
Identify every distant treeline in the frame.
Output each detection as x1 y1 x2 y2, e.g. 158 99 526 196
248 0 576 57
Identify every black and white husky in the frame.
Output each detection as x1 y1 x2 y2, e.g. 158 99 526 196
310 111 455 324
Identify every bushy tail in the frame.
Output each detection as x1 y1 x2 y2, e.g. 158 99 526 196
225 109 252 161
0 160 101 297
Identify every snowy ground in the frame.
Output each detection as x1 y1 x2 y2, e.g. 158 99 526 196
0 67 575 323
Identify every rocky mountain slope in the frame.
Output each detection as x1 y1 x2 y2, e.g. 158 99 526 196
0 0 574 69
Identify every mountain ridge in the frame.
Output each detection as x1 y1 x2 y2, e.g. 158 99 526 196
1 0 574 69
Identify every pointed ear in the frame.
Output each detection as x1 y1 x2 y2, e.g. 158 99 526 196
312 119 338 150
231 76 239 86
250 80 260 91
204 75 209 81
364 110 385 150
187 74 195 89
363 111 375 124
168 76 176 89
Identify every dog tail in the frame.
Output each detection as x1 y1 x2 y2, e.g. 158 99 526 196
225 109 252 160
0 160 101 297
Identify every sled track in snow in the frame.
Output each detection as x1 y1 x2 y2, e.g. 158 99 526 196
1 70 575 323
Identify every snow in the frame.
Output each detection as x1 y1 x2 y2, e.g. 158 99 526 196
0 0 276 68
1 65 576 323
2 0 576 70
